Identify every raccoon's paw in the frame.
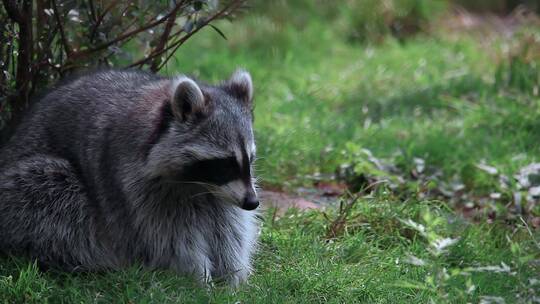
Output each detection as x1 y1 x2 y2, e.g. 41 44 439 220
200 268 212 285
190 261 213 286
226 267 251 288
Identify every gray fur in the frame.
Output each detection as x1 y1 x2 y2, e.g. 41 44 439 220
0 69 259 285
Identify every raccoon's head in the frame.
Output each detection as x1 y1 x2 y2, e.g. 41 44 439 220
145 69 259 210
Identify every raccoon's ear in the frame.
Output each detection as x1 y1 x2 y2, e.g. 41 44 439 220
170 76 207 122
228 69 253 105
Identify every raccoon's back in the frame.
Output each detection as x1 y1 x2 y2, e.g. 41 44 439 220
0 70 162 167
38 69 160 122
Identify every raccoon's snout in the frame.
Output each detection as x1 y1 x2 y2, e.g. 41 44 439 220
218 180 259 210
241 192 259 210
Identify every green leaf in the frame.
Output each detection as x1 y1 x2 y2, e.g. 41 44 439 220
209 24 228 41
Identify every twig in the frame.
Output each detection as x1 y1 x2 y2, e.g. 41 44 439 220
360 179 389 194
270 207 279 227
325 193 360 240
519 217 540 249
51 0 72 57
86 0 97 24
88 0 119 43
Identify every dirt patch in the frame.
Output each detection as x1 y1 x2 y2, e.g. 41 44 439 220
259 190 320 211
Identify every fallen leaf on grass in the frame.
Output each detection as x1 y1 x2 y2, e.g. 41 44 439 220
476 163 498 175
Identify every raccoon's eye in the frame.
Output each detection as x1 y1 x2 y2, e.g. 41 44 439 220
181 156 241 185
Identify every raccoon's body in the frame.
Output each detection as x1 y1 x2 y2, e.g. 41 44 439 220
0 69 260 285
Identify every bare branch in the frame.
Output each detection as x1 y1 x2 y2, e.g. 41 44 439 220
150 1 186 72
51 0 72 57
127 26 185 68
74 1 186 59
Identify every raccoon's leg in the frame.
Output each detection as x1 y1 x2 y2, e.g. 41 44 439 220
211 208 258 286
0 155 107 271
171 228 213 284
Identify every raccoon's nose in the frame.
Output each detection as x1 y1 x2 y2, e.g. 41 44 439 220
241 193 259 210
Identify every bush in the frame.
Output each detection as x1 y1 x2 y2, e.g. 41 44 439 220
0 0 246 143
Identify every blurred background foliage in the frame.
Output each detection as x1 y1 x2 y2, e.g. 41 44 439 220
250 0 538 43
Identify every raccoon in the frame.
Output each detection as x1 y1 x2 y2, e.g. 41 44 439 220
0 69 260 285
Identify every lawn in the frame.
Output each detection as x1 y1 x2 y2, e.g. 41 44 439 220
1 1 539 303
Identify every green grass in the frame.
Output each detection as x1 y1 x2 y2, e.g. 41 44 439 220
1 1 540 303
0 200 538 303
